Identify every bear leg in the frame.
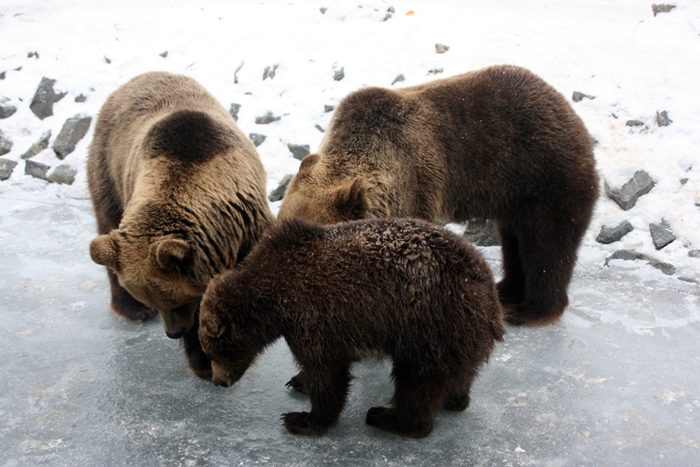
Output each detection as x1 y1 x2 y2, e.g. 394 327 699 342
182 311 213 380
496 222 526 306
107 269 158 321
282 364 351 437
442 372 477 412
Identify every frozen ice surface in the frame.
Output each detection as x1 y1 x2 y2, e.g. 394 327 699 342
1 193 699 466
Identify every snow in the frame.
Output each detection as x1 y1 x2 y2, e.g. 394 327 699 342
1 1 700 465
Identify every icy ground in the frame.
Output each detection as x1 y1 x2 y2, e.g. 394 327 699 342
1 0 700 465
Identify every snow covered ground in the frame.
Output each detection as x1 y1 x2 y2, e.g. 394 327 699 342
1 1 699 465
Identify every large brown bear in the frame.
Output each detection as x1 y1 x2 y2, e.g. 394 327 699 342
199 218 505 438
278 65 599 326
87 72 275 379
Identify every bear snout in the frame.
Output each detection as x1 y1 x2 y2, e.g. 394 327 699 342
165 330 186 339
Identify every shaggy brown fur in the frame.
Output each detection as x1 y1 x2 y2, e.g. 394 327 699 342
278 64 599 326
199 218 505 438
87 72 274 379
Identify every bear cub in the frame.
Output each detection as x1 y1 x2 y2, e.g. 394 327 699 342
199 218 505 438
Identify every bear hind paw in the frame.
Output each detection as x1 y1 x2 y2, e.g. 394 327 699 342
281 411 334 437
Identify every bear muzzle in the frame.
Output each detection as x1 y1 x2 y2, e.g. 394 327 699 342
160 300 200 338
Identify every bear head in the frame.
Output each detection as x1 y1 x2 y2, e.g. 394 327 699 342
89 230 206 337
277 154 369 223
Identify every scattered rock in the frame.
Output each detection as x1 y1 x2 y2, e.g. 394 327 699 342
0 158 18 181
25 160 50 180
435 43 450 54
655 110 672 127
680 178 688 185
572 91 595 102
0 97 17 119
104 56 112 64
0 71 5 80
648 260 675 275
604 170 655 211
268 174 294 202
28 51 39 59
47 164 77 185
604 249 647 266
391 74 405 85
263 64 279 80
428 68 444 75
30 77 67 120
315 124 325 133
652 4 677 16
320 7 328 14
462 219 500 247
53 113 92 159
21 130 51 159
333 67 345 81
248 133 266 147
0 130 13 155
626 119 645 127
596 220 634 244
324 104 335 113
234 61 244 84
649 219 676 250
689 250 700 258
159 51 168 58
74 94 87 103
229 103 241 121
255 112 281 125
288 144 310 160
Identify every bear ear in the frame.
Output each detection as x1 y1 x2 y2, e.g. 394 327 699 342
297 154 320 177
89 234 120 270
334 176 368 220
200 306 226 339
156 239 190 272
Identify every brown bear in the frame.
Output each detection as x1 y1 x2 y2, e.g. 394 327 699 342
199 217 505 438
87 72 275 379
278 64 599 326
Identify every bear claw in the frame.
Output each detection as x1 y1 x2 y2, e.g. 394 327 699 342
281 411 332 437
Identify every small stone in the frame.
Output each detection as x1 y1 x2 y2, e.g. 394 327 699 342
248 133 266 147
263 64 279 80
604 170 655 210
315 124 325 133
0 98 17 119
255 112 281 125
652 4 677 16
0 158 18 181
649 219 676 250
74 94 87 103
647 260 675 275
656 110 672 127
680 178 688 185
572 91 595 102
435 43 450 54
30 77 67 120
604 249 647 266
0 130 13 156
229 103 241 121
320 7 328 14
159 51 168 58
25 160 50 180
391 74 405 85
268 174 294 202
626 119 645 127
234 61 244 84
383 12 393 21
53 113 92 159
333 67 345 81
21 130 52 159
596 220 634 244
104 56 112 64
324 104 335 113
428 68 444 75
462 219 500 247
47 164 78 185
688 250 700 258
387 6 395 13
28 51 39 59
0 71 5 80
288 144 310 161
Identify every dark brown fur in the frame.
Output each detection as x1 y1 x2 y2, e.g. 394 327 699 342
199 218 505 438
87 72 274 379
278 65 599 326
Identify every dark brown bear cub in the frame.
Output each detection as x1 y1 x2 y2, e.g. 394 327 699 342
199 218 505 438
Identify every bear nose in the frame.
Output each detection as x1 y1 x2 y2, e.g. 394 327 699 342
165 330 185 339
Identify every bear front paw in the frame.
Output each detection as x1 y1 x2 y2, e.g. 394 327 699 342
365 406 432 438
281 411 331 437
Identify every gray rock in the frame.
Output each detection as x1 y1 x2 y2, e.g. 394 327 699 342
650 219 676 250
0 130 13 156
648 260 675 275
0 71 5 80
320 7 328 14
30 77 67 120
268 174 294 202
104 56 112 64
21 130 52 160
263 64 278 80
572 91 595 102
626 119 645 127
596 220 634 244
652 4 677 16
0 97 17 119
28 51 39 59
333 67 345 81
75 94 87 103
324 104 335 113
234 61 244 84
229 103 241 121
0 158 18 181
689 250 700 258
391 74 405 85
656 110 672 127
159 51 168 58
248 133 266 147
315 124 325 133
462 219 500 247
387 6 395 13
25 160 50 180
53 114 92 159
288 144 310 161
604 170 655 210
47 164 78 185
255 112 281 125
435 43 450 54
428 68 444 75
604 249 647 266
